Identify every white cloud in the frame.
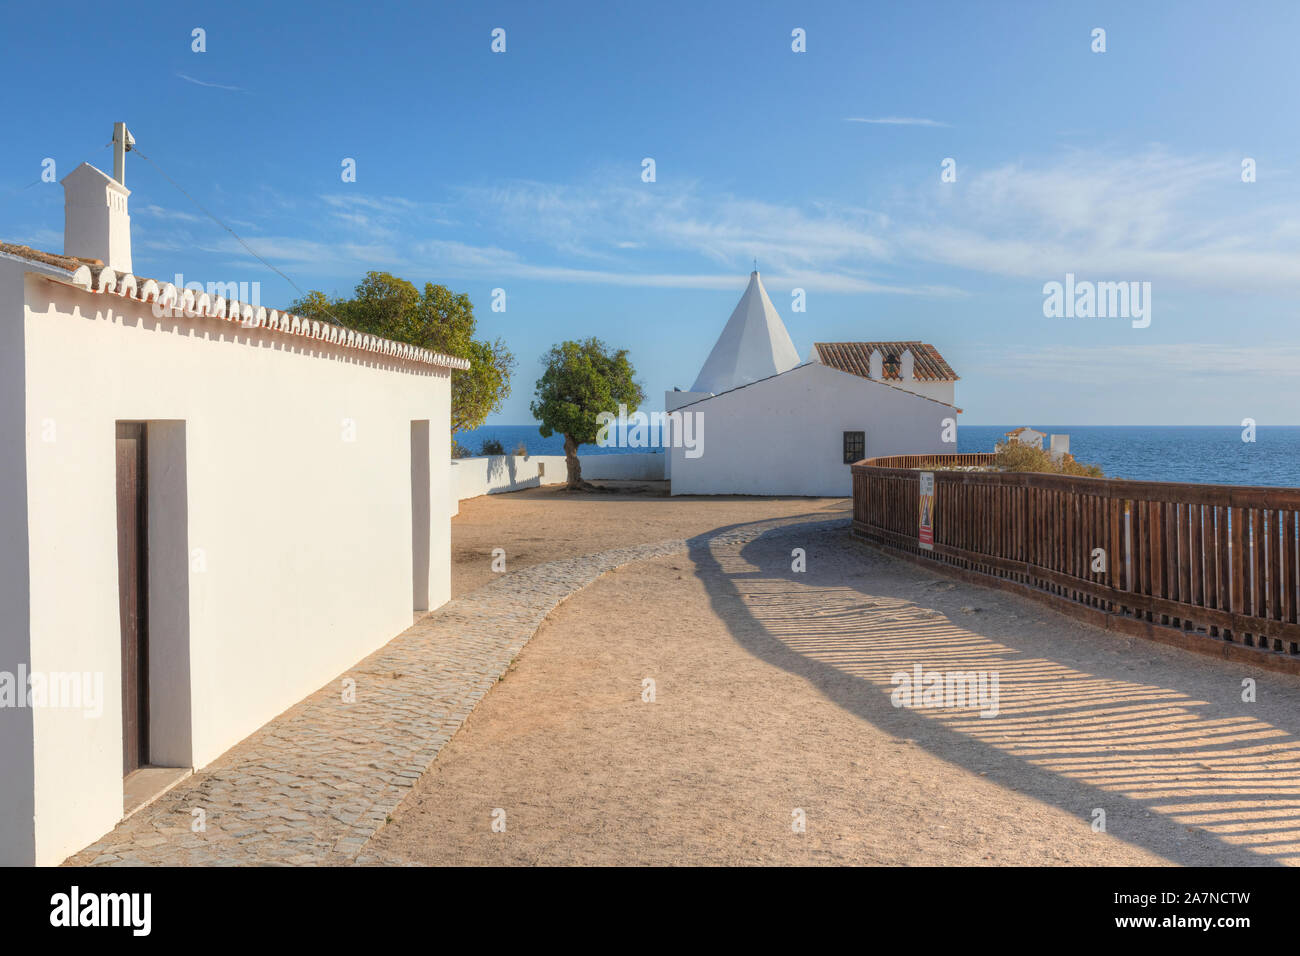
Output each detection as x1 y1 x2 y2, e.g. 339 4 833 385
970 343 1300 385
896 149 1300 292
456 178 933 291
454 148 1300 297
129 147 1300 301
9 227 61 251
176 73 246 92
135 204 205 225
844 117 951 127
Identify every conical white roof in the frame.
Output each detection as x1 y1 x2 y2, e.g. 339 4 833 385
691 271 801 394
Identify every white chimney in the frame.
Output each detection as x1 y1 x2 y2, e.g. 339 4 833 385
900 348 915 382
868 349 883 380
61 125 133 273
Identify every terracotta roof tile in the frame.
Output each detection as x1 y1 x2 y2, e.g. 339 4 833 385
0 242 94 272
814 341 958 382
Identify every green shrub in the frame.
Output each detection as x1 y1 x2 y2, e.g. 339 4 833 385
451 440 472 459
994 441 1103 477
480 438 506 456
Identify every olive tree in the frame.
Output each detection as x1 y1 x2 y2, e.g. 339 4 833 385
530 338 644 489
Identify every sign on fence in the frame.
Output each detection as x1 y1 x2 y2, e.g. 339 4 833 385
918 471 935 550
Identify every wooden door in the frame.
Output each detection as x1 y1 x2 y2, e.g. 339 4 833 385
116 423 148 774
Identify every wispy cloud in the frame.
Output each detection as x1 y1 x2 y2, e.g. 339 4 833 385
10 227 62 251
844 117 950 127
971 343 1300 385
135 203 205 225
896 149 1300 292
453 178 949 293
319 193 456 240
451 151 1300 297
155 229 945 297
176 73 246 93
130 147 1300 301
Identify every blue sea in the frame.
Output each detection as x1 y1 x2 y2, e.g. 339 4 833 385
460 424 1300 488
959 426 1300 487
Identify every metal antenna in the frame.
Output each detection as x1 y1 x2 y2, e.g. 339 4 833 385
112 122 134 186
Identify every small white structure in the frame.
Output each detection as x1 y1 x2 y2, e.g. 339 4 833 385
0 127 467 865
62 163 132 273
1049 433 1071 461
1005 427 1047 450
665 272 960 496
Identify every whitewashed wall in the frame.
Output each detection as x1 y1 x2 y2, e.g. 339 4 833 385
0 259 38 866
581 453 665 481
886 379 954 406
662 389 712 480
2 262 454 866
451 454 549 506
668 362 955 497
449 452 665 514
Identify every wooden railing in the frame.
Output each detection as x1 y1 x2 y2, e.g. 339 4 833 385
859 453 998 471
851 453 1300 672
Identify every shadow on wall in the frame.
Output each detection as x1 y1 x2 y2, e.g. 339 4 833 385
686 520 1300 866
485 454 540 490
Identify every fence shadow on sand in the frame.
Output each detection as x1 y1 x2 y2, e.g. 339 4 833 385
687 520 1300 866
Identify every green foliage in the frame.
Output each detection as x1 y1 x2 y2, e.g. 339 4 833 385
290 273 515 434
531 338 644 487
530 338 644 448
994 441 1104 477
480 438 506 456
451 440 473 459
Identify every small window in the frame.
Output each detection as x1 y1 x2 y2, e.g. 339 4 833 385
843 430 865 464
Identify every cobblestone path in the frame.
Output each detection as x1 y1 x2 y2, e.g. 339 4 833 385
66 516 844 866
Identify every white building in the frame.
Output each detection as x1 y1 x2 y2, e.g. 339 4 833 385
666 271 959 497
0 129 466 865
1005 426 1047 450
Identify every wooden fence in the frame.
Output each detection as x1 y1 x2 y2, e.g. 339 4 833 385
851 453 1300 673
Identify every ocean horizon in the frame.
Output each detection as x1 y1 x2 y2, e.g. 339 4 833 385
458 424 1300 489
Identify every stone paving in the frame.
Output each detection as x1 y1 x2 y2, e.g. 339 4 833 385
66 515 845 866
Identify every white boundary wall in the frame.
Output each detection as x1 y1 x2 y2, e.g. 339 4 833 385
449 452 665 514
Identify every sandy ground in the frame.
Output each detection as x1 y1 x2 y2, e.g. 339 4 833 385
450 482 848 596
373 499 1300 866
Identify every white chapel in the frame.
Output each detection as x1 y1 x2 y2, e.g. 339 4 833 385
665 271 960 496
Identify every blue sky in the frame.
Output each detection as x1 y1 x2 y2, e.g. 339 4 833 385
4 0 1300 425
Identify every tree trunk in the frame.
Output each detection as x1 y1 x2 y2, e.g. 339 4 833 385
564 433 583 489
